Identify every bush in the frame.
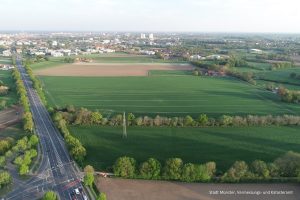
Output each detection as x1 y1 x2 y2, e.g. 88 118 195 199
42 191 58 200
274 151 300 177
139 158 161 179
221 161 249 182
163 158 183 180
0 171 12 188
251 160 270 178
113 156 136 178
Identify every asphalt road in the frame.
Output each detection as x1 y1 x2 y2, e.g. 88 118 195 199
3 57 87 200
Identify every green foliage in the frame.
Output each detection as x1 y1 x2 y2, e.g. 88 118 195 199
198 114 209 126
251 160 270 178
0 156 6 167
97 193 107 200
139 158 161 179
42 191 58 200
221 161 249 182
163 158 183 180
28 135 39 147
0 171 12 188
19 164 29 175
274 151 300 177
84 173 94 187
113 156 136 178
181 163 197 182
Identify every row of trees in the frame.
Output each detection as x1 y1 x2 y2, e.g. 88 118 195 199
12 69 34 132
56 107 300 128
270 62 293 70
113 157 216 182
113 151 300 183
52 112 86 163
24 65 47 105
278 87 300 104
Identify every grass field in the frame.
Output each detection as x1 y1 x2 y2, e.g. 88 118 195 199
0 124 26 140
256 67 300 85
71 126 300 171
0 71 18 110
41 76 300 116
0 56 11 65
149 70 193 76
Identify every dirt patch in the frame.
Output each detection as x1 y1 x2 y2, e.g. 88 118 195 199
0 106 22 131
96 177 300 200
34 63 194 77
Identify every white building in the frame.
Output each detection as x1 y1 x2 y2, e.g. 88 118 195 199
2 50 11 57
250 49 263 54
141 33 146 39
149 33 154 40
51 51 63 57
140 50 155 55
52 41 58 46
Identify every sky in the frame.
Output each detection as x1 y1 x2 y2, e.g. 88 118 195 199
0 0 300 33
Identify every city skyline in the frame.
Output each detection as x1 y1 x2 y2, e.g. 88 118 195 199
0 0 300 33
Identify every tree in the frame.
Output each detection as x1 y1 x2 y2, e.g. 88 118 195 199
274 151 300 177
198 114 209 126
219 115 233 126
195 164 211 182
97 193 107 200
0 156 5 167
181 163 197 182
0 171 12 188
184 115 194 126
139 158 161 179
19 164 29 175
163 158 183 180
251 160 269 178
91 111 102 124
84 173 94 187
84 165 95 174
113 156 136 178
221 161 248 182
28 135 39 147
127 113 135 125
42 191 57 200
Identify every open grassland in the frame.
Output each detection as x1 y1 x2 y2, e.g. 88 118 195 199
34 63 193 77
0 56 11 65
0 71 18 110
41 76 300 116
30 53 184 71
71 126 300 171
256 67 300 85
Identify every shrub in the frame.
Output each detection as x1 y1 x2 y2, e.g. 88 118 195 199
113 156 136 178
139 158 161 179
163 158 183 180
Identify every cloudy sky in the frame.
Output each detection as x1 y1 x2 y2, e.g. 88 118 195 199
0 0 300 32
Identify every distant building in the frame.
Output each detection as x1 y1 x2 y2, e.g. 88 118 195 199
52 41 58 46
141 33 146 39
149 33 154 40
2 50 11 57
51 51 63 57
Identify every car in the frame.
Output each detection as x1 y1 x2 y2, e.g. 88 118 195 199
83 195 88 200
74 188 80 195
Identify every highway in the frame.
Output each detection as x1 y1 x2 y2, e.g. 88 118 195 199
4 57 87 200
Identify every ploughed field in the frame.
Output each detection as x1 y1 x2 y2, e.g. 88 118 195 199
40 76 300 116
71 126 300 171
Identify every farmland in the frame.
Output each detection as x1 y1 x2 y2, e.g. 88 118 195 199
0 56 12 65
40 75 300 116
71 125 300 171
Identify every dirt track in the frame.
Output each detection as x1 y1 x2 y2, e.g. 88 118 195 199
0 106 22 130
96 177 300 200
34 63 194 77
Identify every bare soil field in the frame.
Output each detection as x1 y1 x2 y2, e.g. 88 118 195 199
0 106 22 130
290 56 300 66
96 177 300 200
34 63 194 77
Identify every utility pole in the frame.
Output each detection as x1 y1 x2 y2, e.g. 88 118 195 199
123 112 127 138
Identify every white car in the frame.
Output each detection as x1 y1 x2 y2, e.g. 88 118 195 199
74 188 80 195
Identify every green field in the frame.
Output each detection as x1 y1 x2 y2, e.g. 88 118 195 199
0 71 18 110
0 56 11 65
256 67 300 85
41 76 300 116
149 70 193 76
71 126 300 171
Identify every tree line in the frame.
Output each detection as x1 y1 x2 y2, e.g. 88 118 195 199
112 151 300 183
52 112 86 164
12 69 34 132
277 87 300 104
54 106 300 128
